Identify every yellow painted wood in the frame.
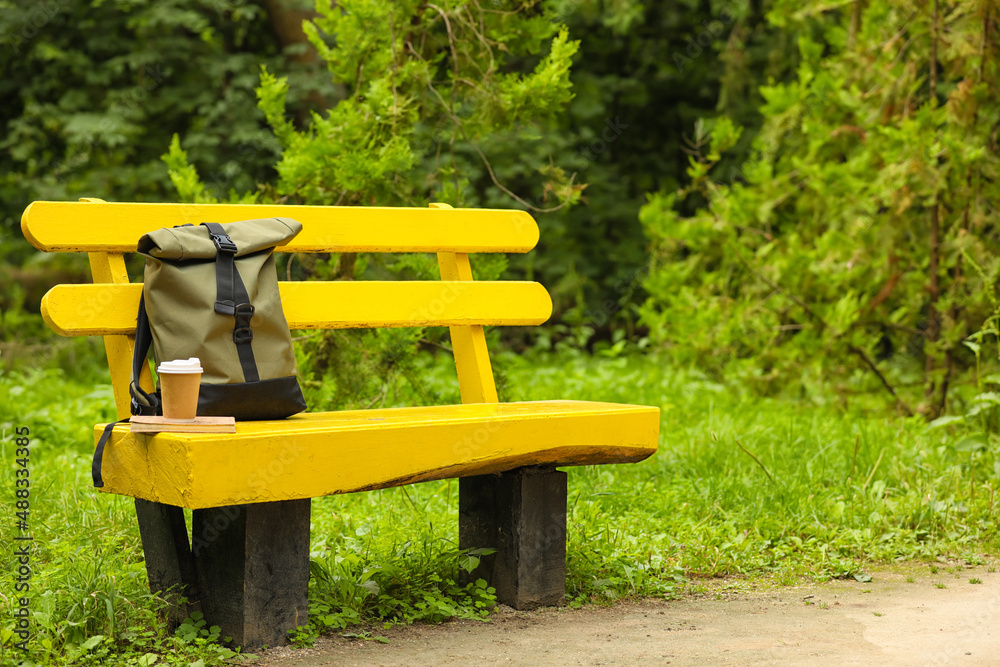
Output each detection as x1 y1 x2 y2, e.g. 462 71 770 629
94 400 661 509
21 201 539 254
41 281 553 336
87 252 154 417
87 252 126 284
430 202 500 404
437 251 499 404
99 335 141 419
446 325 498 403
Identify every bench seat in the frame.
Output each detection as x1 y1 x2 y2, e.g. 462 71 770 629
97 400 659 509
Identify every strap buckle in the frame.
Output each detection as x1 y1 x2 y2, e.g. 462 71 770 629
208 230 237 254
130 393 159 416
233 303 255 343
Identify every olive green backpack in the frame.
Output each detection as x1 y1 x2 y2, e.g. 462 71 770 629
93 218 307 487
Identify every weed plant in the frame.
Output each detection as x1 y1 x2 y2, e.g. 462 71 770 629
1 340 997 665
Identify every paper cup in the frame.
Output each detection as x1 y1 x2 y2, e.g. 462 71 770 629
158 358 203 420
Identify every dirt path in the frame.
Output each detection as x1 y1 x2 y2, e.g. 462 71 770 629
252 562 1000 666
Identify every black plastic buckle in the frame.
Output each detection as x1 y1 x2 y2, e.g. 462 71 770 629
233 303 255 343
130 393 159 416
209 231 237 254
214 300 235 316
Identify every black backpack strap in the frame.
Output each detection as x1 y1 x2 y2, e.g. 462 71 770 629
201 222 260 383
202 222 239 315
130 292 161 415
93 419 127 488
94 293 160 488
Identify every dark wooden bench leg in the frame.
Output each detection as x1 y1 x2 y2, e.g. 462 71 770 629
135 499 201 625
459 467 567 609
190 499 311 649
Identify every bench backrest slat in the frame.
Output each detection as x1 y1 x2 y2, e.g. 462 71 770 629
21 201 539 254
42 282 552 336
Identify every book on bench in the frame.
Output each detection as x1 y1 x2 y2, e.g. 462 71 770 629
129 415 237 434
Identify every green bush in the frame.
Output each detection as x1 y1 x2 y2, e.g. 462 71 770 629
639 0 1000 418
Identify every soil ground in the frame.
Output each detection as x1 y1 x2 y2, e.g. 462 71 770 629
251 561 1000 666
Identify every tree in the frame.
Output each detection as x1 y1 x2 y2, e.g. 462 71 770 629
500 0 790 341
640 0 1000 416
0 0 333 262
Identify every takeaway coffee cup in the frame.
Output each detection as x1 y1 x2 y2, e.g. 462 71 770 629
157 357 203 420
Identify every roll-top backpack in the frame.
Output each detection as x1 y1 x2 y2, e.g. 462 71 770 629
93 217 307 487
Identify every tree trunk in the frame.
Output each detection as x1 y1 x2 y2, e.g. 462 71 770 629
261 0 336 115
262 0 319 65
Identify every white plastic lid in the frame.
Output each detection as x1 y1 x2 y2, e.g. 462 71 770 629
157 357 203 374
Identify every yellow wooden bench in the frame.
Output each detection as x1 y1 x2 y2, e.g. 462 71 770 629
22 198 660 648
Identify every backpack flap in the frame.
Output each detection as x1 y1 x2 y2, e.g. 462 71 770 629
137 217 302 260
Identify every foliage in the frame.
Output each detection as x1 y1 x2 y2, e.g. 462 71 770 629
928 253 1000 452
520 0 793 335
0 0 332 265
168 0 581 209
0 288 103 375
292 549 496 646
640 0 1000 417
162 0 796 345
1 0 794 349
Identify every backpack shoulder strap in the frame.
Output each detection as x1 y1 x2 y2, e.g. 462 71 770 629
92 419 127 488
130 293 160 415
94 293 159 488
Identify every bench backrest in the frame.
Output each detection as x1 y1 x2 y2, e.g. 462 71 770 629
21 199 552 418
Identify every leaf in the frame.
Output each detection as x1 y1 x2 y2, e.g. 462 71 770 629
954 434 988 453
465 547 498 556
926 415 965 430
457 553 480 573
972 392 1000 405
853 572 873 583
80 635 104 651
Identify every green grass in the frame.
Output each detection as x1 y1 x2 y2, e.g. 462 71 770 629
1 345 998 666
510 351 999 589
